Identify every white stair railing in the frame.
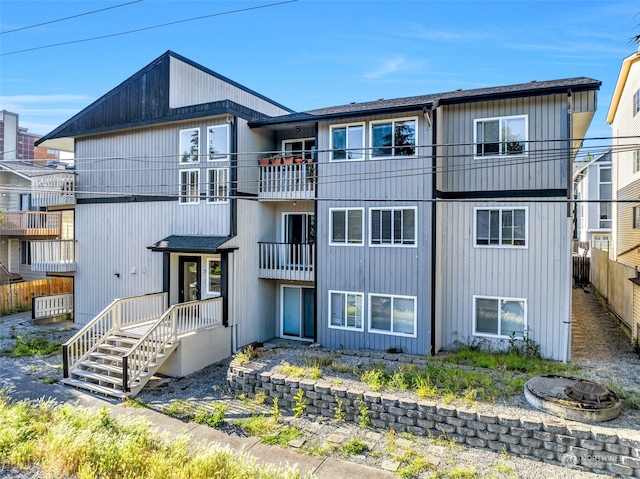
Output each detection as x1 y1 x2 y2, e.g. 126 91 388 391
123 297 223 391
62 292 168 378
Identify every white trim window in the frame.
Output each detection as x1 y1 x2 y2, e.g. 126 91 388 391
207 168 229 203
634 150 640 173
473 295 526 338
474 115 527 157
329 290 364 331
634 206 640 229
634 90 640 116
599 166 612 229
370 117 417 158
179 169 200 204
475 207 527 247
330 123 364 161
369 294 416 337
207 125 230 161
179 128 200 163
207 256 222 295
330 208 364 245
370 207 416 246
283 138 316 161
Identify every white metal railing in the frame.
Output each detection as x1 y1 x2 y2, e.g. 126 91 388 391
259 242 314 281
124 297 223 391
30 239 77 272
32 292 73 320
0 211 61 236
31 172 76 207
62 292 168 379
259 163 315 199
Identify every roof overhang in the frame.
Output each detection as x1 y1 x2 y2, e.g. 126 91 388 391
147 235 237 254
606 52 640 124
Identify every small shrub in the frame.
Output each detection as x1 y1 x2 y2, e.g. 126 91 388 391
360 367 390 391
233 345 257 365
235 415 278 436
6 334 61 357
261 426 301 447
270 397 282 423
254 391 267 405
342 438 368 455
357 401 372 429
333 396 345 422
507 329 541 359
193 402 227 427
292 389 306 418
162 399 195 421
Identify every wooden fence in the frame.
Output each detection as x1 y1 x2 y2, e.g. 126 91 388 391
590 248 635 329
572 255 590 286
0 277 73 313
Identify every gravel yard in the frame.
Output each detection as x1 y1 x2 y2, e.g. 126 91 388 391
1 284 638 478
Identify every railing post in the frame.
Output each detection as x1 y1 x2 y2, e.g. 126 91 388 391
122 356 129 392
62 344 69 378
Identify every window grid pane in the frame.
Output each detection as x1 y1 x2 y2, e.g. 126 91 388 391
180 129 199 163
347 210 362 243
372 123 393 157
332 210 346 243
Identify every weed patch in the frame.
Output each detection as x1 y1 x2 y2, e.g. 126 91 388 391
3 334 61 357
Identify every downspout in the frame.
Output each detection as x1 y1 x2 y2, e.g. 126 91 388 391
430 101 439 356
563 89 573 363
313 122 319 343
231 115 238 353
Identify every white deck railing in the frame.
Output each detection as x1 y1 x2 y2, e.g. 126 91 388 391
259 163 315 199
124 297 223 391
62 292 168 378
31 172 76 207
0 211 62 236
30 239 77 272
259 242 314 281
32 292 73 320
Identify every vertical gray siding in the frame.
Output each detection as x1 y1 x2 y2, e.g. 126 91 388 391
437 200 570 360
169 57 290 117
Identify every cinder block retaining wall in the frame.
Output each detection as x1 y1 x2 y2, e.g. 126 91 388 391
228 361 640 478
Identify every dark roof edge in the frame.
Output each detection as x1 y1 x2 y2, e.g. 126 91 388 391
249 79 602 128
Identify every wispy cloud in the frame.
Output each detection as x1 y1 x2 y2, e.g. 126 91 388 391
0 94 92 135
363 56 425 79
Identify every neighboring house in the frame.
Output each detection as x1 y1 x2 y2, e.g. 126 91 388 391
36 51 599 397
0 160 76 282
606 51 640 267
573 150 612 252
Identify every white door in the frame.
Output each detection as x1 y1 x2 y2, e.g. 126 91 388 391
281 285 315 340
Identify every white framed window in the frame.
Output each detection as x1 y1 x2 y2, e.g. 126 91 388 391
634 206 640 229
207 168 228 203
207 125 230 161
179 169 199 204
330 208 364 245
599 166 612 228
369 207 416 247
330 123 364 161
369 294 416 337
179 128 200 163
634 90 640 116
474 115 527 158
370 117 417 159
475 207 527 248
207 256 222 295
634 150 640 173
283 138 316 161
473 295 526 339
329 290 364 331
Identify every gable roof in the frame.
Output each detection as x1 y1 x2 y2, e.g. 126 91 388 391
249 77 601 127
0 160 70 181
573 150 611 179
606 51 640 124
36 51 293 145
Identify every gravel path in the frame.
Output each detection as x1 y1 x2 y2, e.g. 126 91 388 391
1 285 638 478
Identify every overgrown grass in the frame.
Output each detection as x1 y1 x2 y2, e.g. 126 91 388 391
234 415 279 436
2 333 62 357
0 392 307 479
277 361 322 379
261 426 302 447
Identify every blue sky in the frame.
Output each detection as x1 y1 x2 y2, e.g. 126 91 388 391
1 0 639 154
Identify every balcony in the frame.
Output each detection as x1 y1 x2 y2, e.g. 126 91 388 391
30 239 77 272
0 211 61 236
259 162 315 200
259 242 314 281
31 172 76 207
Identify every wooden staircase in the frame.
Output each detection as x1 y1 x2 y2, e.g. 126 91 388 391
61 293 224 399
62 329 178 398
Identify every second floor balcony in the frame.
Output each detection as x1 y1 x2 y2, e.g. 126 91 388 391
31 239 77 272
0 211 61 236
259 161 315 200
259 242 314 282
31 172 76 207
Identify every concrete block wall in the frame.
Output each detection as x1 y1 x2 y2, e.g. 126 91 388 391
228 361 640 478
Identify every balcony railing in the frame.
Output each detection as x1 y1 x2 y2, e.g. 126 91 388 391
31 172 76 207
0 211 61 236
259 162 315 200
30 239 77 272
259 242 314 281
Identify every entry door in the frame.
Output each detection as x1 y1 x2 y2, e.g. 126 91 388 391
284 213 314 266
178 256 200 303
281 286 315 340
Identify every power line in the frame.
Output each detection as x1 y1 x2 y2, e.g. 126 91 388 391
0 1 143 35
0 0 298 56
